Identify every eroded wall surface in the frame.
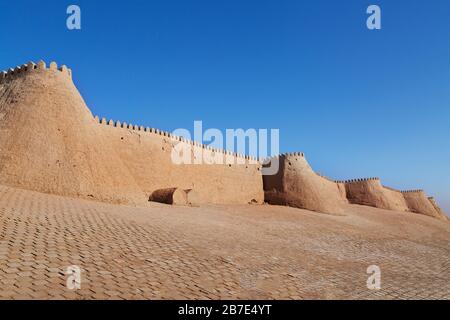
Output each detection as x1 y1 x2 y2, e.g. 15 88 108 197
381 186 410 212
98 122 264 204
0 61 147 205
263 153 347 215
0 61 263 206
428 197 449 221
402 191 444 220
343 179 409 212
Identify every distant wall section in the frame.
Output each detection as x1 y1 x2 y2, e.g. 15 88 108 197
402 190 444 220
341 178 409 212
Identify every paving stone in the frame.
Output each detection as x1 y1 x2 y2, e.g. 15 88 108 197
0 184 449 300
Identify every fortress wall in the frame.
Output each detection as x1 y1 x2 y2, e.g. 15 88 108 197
343 178 410 211
337 182 347 200
0 61 148 205
0 61 71 85
96 118 264 204
381 186 410 212
0 60 262 206
428 197 449 221
263 153 347 215
1 60 448 218
402 190 444 220
316 173 348 201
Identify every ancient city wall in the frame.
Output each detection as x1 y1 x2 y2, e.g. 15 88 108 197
0 61 148 205
428 197 449 221
0 60 72 84
261 154 445 219
316 172 347 200
0 60 262 205
0 60 447 220
94 117 264 204
340 178 410 212
401 190 443 219
381 185 410 212
263 153 347 215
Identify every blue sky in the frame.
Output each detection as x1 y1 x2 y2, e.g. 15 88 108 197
1 0 449 215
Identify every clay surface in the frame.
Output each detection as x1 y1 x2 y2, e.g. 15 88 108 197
0 61 263 205
263 153 347 215
402 190 444 220
428 197 449 221
344 179 409 212
0 62 146 205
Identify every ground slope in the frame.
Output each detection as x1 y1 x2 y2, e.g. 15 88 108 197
0 184 448 300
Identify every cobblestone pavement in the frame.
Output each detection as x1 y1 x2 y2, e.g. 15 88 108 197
0 184 449 300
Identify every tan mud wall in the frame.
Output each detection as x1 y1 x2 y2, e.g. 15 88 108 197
0 61 447 220
98 122 264 204
428 197 449 221
0 61 263 206
402 191 444 220
343 179 409 212
0 62 147 205
381 186 410 212
263 153 347 215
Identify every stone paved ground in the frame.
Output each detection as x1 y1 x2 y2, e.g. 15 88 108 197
0 184 449 300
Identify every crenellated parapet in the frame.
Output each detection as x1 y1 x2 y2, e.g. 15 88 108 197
401 189 424 194
260 156 446 219
0 60 72 84
338 177 380 184
93 115 260 163
260 152 305 165
281 152 305 158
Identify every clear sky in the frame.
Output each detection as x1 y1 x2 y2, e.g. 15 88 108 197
1 0 449 215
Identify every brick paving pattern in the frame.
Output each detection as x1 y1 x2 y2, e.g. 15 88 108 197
0 185 449 300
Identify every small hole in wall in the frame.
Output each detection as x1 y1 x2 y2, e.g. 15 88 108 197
289 162 292 166
121 137 124 140
228 164 232 167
